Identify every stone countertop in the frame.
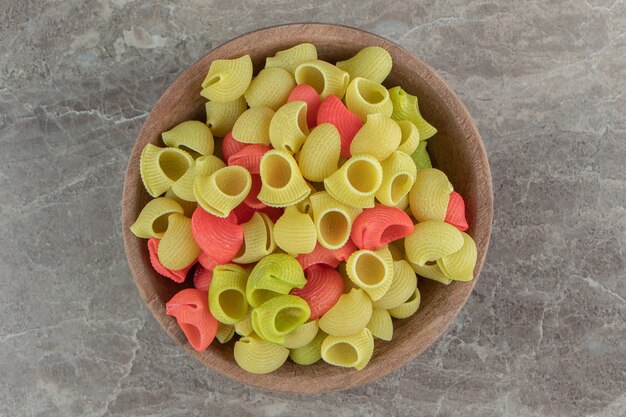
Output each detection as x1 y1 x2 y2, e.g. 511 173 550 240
1 1 624 416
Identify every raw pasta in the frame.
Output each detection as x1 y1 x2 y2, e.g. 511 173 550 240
319 288 372 337
231 106 275 145
251 295 310 344
273 206 317 255
388 288 420 319
258 149 310 207
316 95 363 158
209 264 250 324
294 60 350 99
220 131 247 161
336 46 392 84
269 101 309 153
324 154 383 208
376 151 417 206
345 77 393 122
288 84 321 128
396 120 420 155
234 310 254 336
345 246 394 301
140 144 194 197
349 113 401 161
215 322 236 344
162 120 214 157
265 43 318 74
372 260 417 310
321 328 374 370
164 189 197 217
409 168 453 222
234 333 289 374
166 288 218 352
227 144 271 174
205 96 248 137
310 192 362 249
246 253 306 308
298 123 341 182
130 197 184 239
193 263 214 291
291 264 344 320
367 309 393 341
409 261 452 285
191 207 243 263
245 67 295 110
232 212 277 264
172 155 225 202
200 55 253 103
404 220 464 266
437 231 477 281
445 191 469 232
350 205 414 250
282 320 319 349
389 86 437 140
411 140 432 171
296 240 357 271
157 213 201 270
289 330 327 365
148 238 193 283
194 165 252 218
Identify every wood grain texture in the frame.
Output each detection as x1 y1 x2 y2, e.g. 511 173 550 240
121 24 493 393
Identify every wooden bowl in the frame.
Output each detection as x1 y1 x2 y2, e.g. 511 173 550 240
122 23 493 393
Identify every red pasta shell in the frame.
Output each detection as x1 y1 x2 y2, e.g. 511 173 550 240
351 205 414 250
243 174 266 210
166 288 217 351
316 95 363 158
193 264 214 292
191 206 243 263
297 239 357 270
232 202 256 224
445 191 469 231
292 264 344 320
227 144 271 174
288 84 321 128
220 131 247 161
147 238 194 283
197 251 219 270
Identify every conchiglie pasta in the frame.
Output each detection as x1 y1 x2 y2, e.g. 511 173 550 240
265 43 318 74
147 238 193 283
321 328 374 370
245 67 295 110
208 264 250 324
396 120 420 155
205 97 248 137
232 212 277 264
324 154 383 209
294 60 350 99
445 191 469 232
162 120 214 157
193 165 252 218
319 288 372 337
345 246 394 301
258 149 311 207
227 144 271 175
157 213 201 270
310 192 362 250
289 330 327 365
234 333 289 374
201 55 253 103
220 131 247 161
140 144 194 197
388 288 420 319
130 197 183 239
404 220 464 266
231 106 275 145
215 322 235 344
288 84 321 128
376 151 417 206
273 206 317 255
191 207 243 263
298 123 341 182
350 205 414 250
437 232 477 281
291 264 344 320
387 239 406 261
409 261 452 285
251 295 310 344
234 310 254 336
367 309 393 341
164 189 197 217
336 46 392 84
316 95 363 158
246 253 306 308
282 320 319 349
345 77 393 122
409 168 453 222
172 155 225 202
372 260 417 310
389 86 437 140
166 289 218 352
411 140 432 171
350 113 402 161
269 101 309 153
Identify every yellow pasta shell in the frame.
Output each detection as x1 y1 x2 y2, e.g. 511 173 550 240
321 328 374 370
310 191 361 250
372 260 417 310
251 295 310 344
319 288 372 337
193 165 252 217
387 239 406 261
232 212 277 265
164 189 197 218
258 149 311 207
205 96 248 137
388 288 420 319
404 220 464 266
336 46 392 84
140 144 194 197
409 261 452 285
411 140 432 171
171 155 225 202
245 253 306 308
408 168 453 222
367 309 393 341
234 333 289 374
294 60 350 99
376 151 417 206
396 120 420 155
265 43 318 74
282 320 319 349
338 262 356 294
345 77 393 122
437 232 477 281
269 101 309 153
161 120 214 158
245 67 295 111
130 197 184 239
289 330 327 366
350 113 402 161
200 55 253 103
209 264 250 325
215 322 235 344
231 106 275 145
157 213 200 270
389 86 437 140
298 123 341 182
234 310 254 336
274 206 317 255
324 154 383 209
346 246 394 301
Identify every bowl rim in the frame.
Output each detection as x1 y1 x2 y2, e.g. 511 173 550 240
122 23 493 393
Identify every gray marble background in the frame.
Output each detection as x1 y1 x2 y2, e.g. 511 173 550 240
1 0 624 416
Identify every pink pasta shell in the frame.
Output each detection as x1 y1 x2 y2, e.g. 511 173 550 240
191 206 243 263
227 144 271 174
197 251 219 270
316 95 363 158
288 84 321 128
445 191 469 232
193 264 214 292
221 131 247 161
243 174 266 210
292 264 344 320
351 205 415 250
232 202 256 224
147 238 194 283
166 288 217 352
297 239 357 271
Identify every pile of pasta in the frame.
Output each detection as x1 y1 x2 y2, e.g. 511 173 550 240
131 43 477 374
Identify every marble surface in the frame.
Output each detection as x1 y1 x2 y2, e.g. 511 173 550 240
1 0 625 416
